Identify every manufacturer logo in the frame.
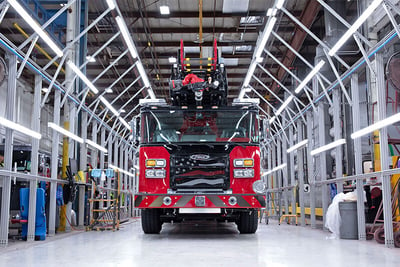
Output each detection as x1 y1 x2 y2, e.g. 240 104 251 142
190 154 210 160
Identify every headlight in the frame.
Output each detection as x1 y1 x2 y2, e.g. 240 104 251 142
234 169 254 178
234 159 254 167
145 169 166 178
252 180 266 193
146 159 166 167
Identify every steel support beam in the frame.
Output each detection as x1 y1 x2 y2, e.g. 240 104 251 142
306 111 316 228
333 89 343 193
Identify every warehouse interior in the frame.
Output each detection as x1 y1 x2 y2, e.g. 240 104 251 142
0 0 400 265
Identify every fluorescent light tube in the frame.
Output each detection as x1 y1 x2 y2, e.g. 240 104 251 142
287 139 308 153
351 112 400 139
310 139 346 156
99 96 119 116
329 0 383 56
116 16 138 59
275 95 294 116
67 60 99 94
276 0 285 9
119 117 131 130
269 116 276 124
147 89 156 99
169 57 177 63
109 164 135 177
48 122 83 143
0 117 41 139
266 8 277 17
137 62 151 88
160 5 170 15
85 139 107 153
263 163 287 176
294 60 325 93
8 0 63 57
105 0 116 10
243 61 257 88
255 16 277 59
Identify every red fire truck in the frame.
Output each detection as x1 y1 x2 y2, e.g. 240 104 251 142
132 41 266 234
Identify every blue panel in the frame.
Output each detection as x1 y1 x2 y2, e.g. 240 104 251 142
20 188 47 240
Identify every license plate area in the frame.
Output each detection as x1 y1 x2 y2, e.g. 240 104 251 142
195 196 206 207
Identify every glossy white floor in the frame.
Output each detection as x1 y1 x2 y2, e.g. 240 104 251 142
0 219 398 267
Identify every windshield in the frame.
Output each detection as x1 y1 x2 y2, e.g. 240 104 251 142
141 109 259 144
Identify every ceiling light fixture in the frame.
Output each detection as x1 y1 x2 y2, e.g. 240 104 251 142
310 139 346 156
169 57 177 63
294 60 325 94
0 116 42 139
328 0 383 56
137 62 151 88
86 55 96 62
262 163 287 176
351 112 400 139
287 139 308 153
275 95 294 117
255 16 277 59
8 0 63 57
115 16 138 59
85 139 108 153
99 96 119 116
119 117 131 131
160 5 170 15
105 0 116 10
48 122 83 143
109 164 135 177
67 60 99 94
276 0 286 9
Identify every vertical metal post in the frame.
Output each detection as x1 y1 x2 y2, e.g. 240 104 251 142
376 53 394 247
282 135 289 217
277 138 283 217
107 135 112 207
124 146 130 217
333 89 343 193
78 112 88 228
307 111 316 228
119 142 124 217
289 126 296 219
27 75 42 241
318 104 329 228
297 120 306 226
351 74 366 240
0 54 17 246
49 90 61 236
99 128 106 210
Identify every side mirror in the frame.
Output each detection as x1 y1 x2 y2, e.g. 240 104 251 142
259 116 268 142
130 116 141 145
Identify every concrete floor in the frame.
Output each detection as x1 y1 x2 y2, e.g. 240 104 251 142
0 219 398 267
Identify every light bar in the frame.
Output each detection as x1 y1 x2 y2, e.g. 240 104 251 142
67 60 99 94
8 0 63 57
137 62 151 88
85 139 107 153
275 95 294 116
262 163 287 176
269 116 276 124
294 60 325 93
287 139 308 153
109 164 135 177
160 5 170 15
351 113 400 139
310 139 346 156
105 0 115 10
0 116 41 139
328 0 383 56
242 61 257 89
48 122 83 143
276 0 285 9
119 117 131 131
99 96 119 116
255 16 277 59
115 16 138 59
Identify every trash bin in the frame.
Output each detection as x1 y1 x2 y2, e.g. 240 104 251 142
339 201 358 239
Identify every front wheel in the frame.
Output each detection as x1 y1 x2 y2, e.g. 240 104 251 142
141 209 162 234
237 209 258 234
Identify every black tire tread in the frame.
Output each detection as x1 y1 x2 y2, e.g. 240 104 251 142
141 209 162 234
238 209 258 234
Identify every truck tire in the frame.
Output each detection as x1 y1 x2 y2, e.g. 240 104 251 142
141 209 162 234
237 209 258 234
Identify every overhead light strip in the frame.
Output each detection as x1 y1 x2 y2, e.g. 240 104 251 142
115 16 138 59
105 0 116 10
310 139 346 156
85 139 108 153
119 117 131 131
287 139 308 153
0 116 42 139
48 122 84 143
255 16 277 59
99 96 119 116
294 60 325 93
67 60 99 94
262 163 287 176
8 0 63 57
109 164 135 177
328 0 383 56
275 95 294 116
351 112 400 139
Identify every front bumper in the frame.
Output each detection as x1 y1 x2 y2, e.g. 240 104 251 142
134 194 266 209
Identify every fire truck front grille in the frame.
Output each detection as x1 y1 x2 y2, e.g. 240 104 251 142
170 154 229 191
